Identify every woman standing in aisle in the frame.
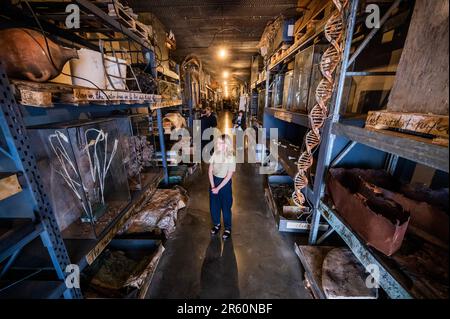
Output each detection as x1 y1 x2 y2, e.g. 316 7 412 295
208 134 236 240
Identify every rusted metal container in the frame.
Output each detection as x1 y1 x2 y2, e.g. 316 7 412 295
340 169 449 248
327 168 410 256
0 28 78 82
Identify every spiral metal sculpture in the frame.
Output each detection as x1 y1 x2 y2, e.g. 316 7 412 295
292 0 349 208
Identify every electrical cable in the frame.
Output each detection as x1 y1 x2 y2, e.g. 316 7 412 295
22 0 112 100
0 269 43 293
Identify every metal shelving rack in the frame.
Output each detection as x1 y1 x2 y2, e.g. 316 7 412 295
262 0 449 299
0 0 182 298
0 63 82 299
308 0 448 299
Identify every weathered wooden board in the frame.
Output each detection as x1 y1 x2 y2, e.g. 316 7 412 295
366 110 449 139
387 0 449 115
322 248 378 299
19 89 53 108
295 244 334 299
11 80 169 107
0 173 22 201
295 0 331 36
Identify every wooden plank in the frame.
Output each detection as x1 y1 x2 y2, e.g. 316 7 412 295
19 89 53 108
332 123 449 173
0 174 22 201
137 244 165 299
11 80 159 106
322 247 378 299
295 0 331 35
295 244 334 299
387 0 449 115
366 110 449 139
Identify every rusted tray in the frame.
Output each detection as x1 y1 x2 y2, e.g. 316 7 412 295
332 168 449 249
327 168 410 256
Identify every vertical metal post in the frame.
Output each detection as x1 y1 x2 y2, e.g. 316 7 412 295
308 0 360 245
0 63 82 298
186 71 194 130
156 108 169 185
264 66 271 109
347 0 403 67
386 154 399 175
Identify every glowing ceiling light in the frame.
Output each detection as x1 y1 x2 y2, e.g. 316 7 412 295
223 71 229 79
218 48 228 59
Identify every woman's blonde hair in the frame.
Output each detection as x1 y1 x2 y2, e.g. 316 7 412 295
215 134 234 157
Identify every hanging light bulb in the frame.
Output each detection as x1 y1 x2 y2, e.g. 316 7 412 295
223 70 229 79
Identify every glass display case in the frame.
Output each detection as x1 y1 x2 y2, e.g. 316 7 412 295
290 44 327 113
29 119 131 239
257 88 266 123
283 70 294 110
271 73 285 108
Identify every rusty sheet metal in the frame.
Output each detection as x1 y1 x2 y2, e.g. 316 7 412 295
327 168 410 256
333 168 449 248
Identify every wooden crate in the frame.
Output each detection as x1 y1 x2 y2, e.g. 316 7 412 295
366 110 449 145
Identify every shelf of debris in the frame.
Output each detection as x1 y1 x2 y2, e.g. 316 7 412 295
79 185 189 298
295 244 379 299
168 164 200 185
14 0 152 51
270 139 314 201
81 238 164 299
0 219 43 263
0 280 66 299
320 201 449 299
9 182 188 290
268 1 333 71
265 107 310 128
10 80 183 110
9 169 163 273
264 175 325 234
65 169 164 269
332 122 449 173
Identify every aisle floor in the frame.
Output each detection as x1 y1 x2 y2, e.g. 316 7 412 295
146 112 310 299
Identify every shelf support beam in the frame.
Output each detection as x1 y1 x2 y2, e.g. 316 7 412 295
156 108 169 185
330 141 357 167
308 0 360 245
347 0 403 67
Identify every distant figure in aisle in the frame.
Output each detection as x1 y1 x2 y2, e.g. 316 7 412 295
209 134 236 240
200 106 217 158
232 110 246 131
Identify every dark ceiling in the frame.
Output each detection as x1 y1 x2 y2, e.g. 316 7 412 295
129 0 299 87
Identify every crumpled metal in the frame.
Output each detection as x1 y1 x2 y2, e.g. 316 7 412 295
119 186 189 237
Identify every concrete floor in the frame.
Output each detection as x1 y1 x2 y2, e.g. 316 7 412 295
146 111 310 299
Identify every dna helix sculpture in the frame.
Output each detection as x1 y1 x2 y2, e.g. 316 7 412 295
292 0 349 208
